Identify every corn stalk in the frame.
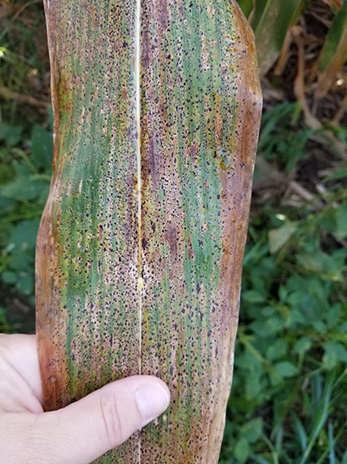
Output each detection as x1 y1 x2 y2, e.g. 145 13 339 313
36 0 262 462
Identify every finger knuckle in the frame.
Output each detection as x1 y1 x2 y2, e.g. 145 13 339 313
99 393 124 448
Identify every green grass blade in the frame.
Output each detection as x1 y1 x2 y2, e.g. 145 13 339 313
290 411 308 453
299 371 335 464
328 420 336 464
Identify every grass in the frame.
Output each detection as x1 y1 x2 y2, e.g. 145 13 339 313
1 1 346 463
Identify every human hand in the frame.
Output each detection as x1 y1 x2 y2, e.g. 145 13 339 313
0 334 170 464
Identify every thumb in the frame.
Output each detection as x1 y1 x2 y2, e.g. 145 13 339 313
8 375 170 464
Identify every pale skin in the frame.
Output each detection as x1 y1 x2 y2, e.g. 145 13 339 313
0 334 170 464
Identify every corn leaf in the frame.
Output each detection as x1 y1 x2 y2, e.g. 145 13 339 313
36 0 262 462
250 0 304 76
316 1 347 98
237 0 255 18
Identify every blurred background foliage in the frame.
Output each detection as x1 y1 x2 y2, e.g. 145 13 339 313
0 0 346 462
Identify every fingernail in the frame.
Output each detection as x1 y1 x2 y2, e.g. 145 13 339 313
135 382 170 427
